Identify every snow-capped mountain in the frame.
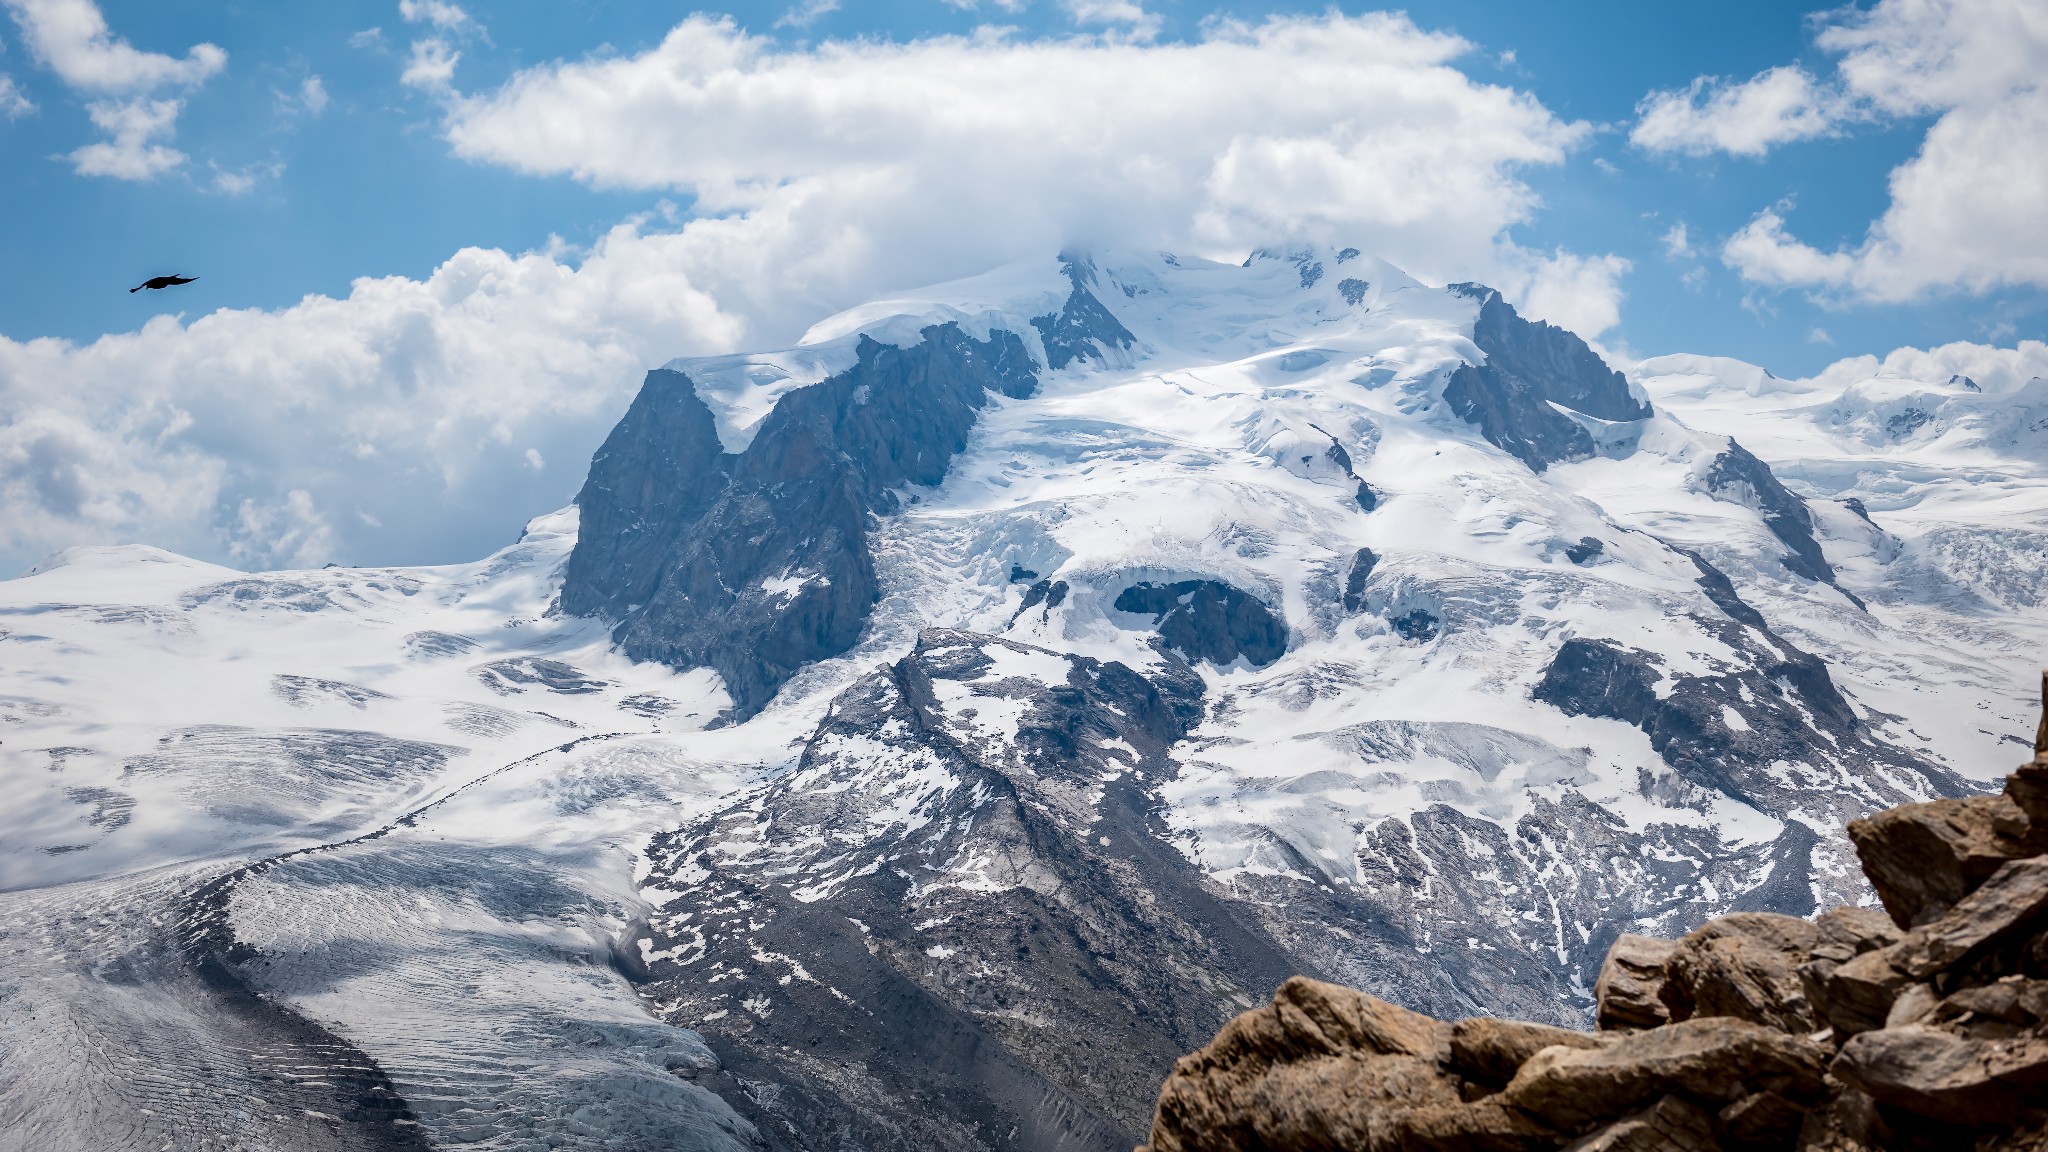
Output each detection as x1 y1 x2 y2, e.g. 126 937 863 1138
3 247 2043 1152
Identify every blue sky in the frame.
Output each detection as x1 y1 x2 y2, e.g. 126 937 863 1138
1 0 2044 571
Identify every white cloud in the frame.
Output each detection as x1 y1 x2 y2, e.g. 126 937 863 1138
2 0 222 91
1662 222 1693 259
441 13 1605 341
399 0 476 35
67 96 182 179
4 0 224 180
0 221 745 575
300 74 327 114
774 0 839 31
1631 66 1842 157
1497 250 1633 344
1806 326 1833 345
401 36 458 89
1061 0 1159 40
1802 337 2048 395
1636 0 2048 302
0 71 31 116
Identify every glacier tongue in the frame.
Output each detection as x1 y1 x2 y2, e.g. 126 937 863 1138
4 245 2045 1152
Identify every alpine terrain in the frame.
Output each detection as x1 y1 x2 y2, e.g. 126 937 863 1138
2 247 2043 1152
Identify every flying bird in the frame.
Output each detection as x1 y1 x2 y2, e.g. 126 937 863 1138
130 275 198 293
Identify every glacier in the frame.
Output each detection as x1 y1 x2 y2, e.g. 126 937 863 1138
2 246 2044 1151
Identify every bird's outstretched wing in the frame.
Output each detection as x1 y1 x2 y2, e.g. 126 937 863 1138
131 275 199 292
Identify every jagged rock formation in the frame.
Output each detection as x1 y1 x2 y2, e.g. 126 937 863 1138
1142 676 2048 1151
1442 284 1650 472
562 325 1039 719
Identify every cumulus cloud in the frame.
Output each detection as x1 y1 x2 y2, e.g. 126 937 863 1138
1632 66 1844 157
0 221 744 574
1802 337 2048 395
298 74 327 114
3 0 223 180
2 0 222 90
401 36 458 89
1633 0 2048 302
67 96 182 178
442 13 1605 342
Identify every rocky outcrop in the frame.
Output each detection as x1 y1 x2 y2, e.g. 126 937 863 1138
1114 580 1287 668
1143 674 2048 1151
1703 438 1856 601
564 324 1037 720
1442 284 1650 472
1532 551 1968 826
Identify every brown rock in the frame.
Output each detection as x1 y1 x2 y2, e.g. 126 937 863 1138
1562 1094 1717 1151
1242 1052 1458 1152
2011 760 2048 826
1883 982 1938 1028
2004 672 2048 824
1145 976 1450 1152
1849 795 2041 928
1938 978 2048 1025
1661 913 1820 1033
1377 1098 1561 1152
1499 1017 1828 1132
1832 1022 2048 1126
1450 1017 1611 1086
1811 906 1904 962
1719 1088 1809 1146
1896 857 2048 979
1595 934 1675 1031
1822 946 1912 1038
1792 1083 1892 1152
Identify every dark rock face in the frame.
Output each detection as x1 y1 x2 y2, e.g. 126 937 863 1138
631 630 1299 1152
560 369 734 621
1702 440 1860 605
1338 278 1370 305
1389 609 1439 642
1114 580 1287 667
1532 554 1965 821
1032 258 1136 371
1341 548 1379 613
1566 537 1604 565
564 324 1038 720
1442 285 1650 472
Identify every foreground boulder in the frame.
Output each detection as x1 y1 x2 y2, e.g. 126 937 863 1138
1143 674 2048 1151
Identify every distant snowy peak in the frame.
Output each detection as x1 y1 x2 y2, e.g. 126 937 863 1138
666 246 1435 453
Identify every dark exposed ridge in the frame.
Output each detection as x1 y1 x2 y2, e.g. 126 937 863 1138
1032 264 1137 371
565 324 1038 720
1443 284 1650 472
1703 438 1861 606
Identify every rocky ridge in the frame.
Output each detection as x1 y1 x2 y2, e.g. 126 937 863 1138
1142 676 2048 1151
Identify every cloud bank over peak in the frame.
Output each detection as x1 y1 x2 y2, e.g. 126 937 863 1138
1632 0 2048 303
440 13 1617 339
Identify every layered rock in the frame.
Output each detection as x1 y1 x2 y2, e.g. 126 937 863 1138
1143 675 2048 1151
